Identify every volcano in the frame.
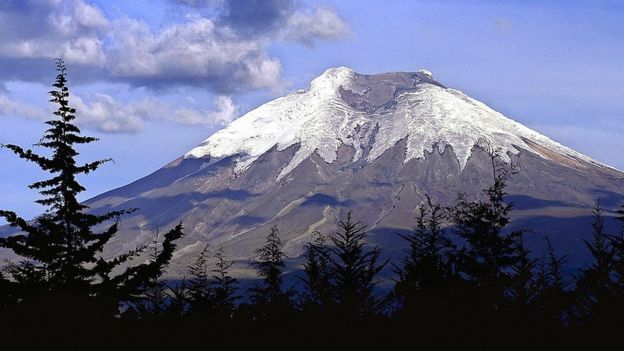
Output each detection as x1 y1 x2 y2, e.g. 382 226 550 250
86 67 624 278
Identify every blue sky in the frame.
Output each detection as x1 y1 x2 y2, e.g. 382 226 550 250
0 0 623 219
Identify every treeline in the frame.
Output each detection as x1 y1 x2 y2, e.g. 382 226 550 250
1 60 624 350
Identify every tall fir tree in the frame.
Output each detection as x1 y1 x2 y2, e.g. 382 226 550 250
329 212 388 319
300 231 333 313
0 59 126 298
249 226 292 316
576 202 616 324
534 237 570 328
209 245 239 318
118 223 184 318
394 195 455 312
0 59 183 316
509 236 538 309
0 268 15 310
130 230 171 316
187 244 212 313
166 278 189 317
612 207 624 293
451 140 524 308
604 205 624 325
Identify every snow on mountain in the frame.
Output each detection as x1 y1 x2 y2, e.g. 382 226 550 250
58 66 624 279
186 67 605 180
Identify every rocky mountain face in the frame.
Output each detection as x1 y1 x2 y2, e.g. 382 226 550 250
85 67 624 278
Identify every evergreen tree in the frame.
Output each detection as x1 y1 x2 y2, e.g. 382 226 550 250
1 260 46 305
612 209 624 293
451 140 523 308
118 223 184 317
534 237 570 327
0 59 128 298
391 196 460 346
249 226 292 314
0 267 15 310
300 231 333 312
0 59 184 317
611 237 624 293
576 202 616 324
187 244 212 313
394 195 455 312
166 278 189 317
576 206 624 330
209 245 239 318
329 212 388 319
131 231 171 316
186 244 238 317
509 236 538 308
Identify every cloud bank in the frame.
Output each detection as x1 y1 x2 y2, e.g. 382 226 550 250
0 94 44 120
72 93 239 133
0 0 350 133
0 92 237 134
0 0 350 93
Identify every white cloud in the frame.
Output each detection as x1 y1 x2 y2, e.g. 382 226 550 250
284 7 351 46
106 17 282 91
0 95 10 115
73 0 109 28
71 93 147 133
71 93 239 133
0 94 44 120
0 1 351 92
0 0 349 133
211 95 238 124
0 0 108 66
174 95 238 126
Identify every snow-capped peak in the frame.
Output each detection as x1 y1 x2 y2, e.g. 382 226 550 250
416 69 433 80
185 67 605 180
309 66 355 92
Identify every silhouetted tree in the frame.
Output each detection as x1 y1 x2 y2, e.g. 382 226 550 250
209 245 239 318
1 260 46 306
300 231 333 312
582 202 624 327
576 202 617 325
329 212 388 319
394 196 455 313
187 244 212 313
0 59 130 300
610 215 624 308
612 211 624 294
0 267 15 310
0 59 184 319
613 232 624 295
249 226 292 316
451 140 523 309
167 278 189 317
390 196 461 347
131 231 171 316
509 236 538 309
534 237 570 328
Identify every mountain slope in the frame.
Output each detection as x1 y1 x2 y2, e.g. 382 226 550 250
84 67 624 278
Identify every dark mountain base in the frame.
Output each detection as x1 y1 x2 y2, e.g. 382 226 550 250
84 142 624 278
